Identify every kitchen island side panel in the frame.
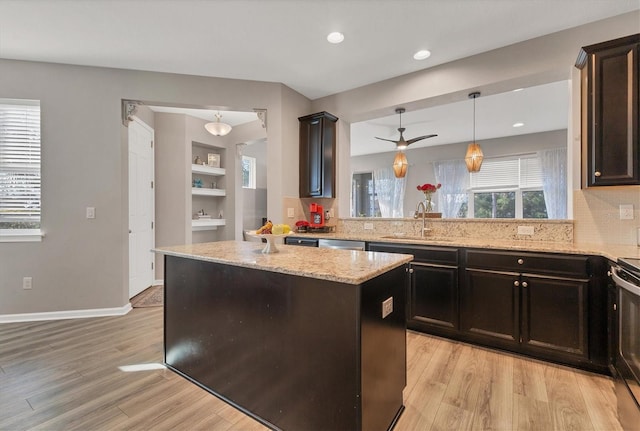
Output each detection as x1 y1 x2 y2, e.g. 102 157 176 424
360 265 407 431
164 255 363 431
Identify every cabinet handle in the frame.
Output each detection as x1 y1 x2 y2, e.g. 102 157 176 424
607 270 612 277
594 171 601 177
297 240 302 244
408 268 414 274
514 280 520 287
522 281 528 288
517 258 524 265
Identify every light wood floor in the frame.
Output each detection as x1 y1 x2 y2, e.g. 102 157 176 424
0 307 622 431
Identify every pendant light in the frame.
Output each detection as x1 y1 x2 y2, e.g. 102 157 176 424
392 151 408 178
465 92 484 172
205 112 232 136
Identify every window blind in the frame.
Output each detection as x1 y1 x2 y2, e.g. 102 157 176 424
0 100 41 228
469 155 542 189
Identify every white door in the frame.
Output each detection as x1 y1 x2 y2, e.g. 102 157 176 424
128 117 155 298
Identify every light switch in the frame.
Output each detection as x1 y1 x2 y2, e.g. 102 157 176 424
382 297 393 319
86 207 96 219
287 208 295 218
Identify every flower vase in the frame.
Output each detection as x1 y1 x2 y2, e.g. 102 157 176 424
423 192 433 213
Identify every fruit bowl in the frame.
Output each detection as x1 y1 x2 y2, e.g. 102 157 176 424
244 231 292 254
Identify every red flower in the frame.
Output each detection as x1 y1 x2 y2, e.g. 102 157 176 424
416 183 442 192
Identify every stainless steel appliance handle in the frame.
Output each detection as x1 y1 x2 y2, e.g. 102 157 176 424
611 265 640 296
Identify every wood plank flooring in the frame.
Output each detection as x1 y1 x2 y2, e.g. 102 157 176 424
0 308 622 430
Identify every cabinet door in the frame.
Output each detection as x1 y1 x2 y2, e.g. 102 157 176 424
409 263 458 330
521 275 588 360
582 37 640 186
299 112 337 198
462 269 519 346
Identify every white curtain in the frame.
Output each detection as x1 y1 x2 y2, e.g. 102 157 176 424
537 147 567 219
433 160 469 218
373 167 406 218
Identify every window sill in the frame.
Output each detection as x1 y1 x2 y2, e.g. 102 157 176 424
0 229 44 243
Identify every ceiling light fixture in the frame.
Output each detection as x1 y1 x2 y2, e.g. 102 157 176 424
413 50 431 60
465 92 484 173
375 107 437 178
327 32 344 44
512 122 524 128
205 112 232 136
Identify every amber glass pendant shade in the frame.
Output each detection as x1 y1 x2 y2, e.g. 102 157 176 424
392 151 408 178
465 142 484 172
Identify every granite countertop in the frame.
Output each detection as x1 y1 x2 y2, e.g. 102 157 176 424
154 240 412 285
288 232 640 262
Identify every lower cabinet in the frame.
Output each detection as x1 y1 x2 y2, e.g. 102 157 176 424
368 242 608 373
284 236 319 247
367 242 459 337
462 249 604 371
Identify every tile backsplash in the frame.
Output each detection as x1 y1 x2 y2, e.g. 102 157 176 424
573 186 640 246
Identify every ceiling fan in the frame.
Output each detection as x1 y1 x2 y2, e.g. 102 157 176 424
375 107 437 150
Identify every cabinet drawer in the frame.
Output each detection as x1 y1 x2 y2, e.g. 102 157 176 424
368 242 458 265
465 249 589 278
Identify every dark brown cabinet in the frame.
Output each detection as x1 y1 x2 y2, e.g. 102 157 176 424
367 242 459 337
298 111 338 198
462 249 593 366
576 34 640 187
284 236 318 247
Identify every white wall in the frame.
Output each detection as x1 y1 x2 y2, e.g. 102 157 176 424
0 59 310 315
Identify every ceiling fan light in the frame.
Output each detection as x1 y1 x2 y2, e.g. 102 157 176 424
396 141 408 151
393 151 408 178
205 112 232 136
465 142 484 173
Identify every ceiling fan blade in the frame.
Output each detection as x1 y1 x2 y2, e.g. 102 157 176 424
375 137 399 144
406 134 438 145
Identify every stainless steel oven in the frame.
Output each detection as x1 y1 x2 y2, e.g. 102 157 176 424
611 258 640 430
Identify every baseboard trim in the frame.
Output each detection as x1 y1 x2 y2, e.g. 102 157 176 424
0 303 133 323
154 279 164 286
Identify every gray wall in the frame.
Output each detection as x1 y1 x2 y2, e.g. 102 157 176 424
0 59 310 315
310 11 640 218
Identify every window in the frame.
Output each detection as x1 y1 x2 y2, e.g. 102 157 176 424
464 155 548 219
0 99 42 241
242 155 256 189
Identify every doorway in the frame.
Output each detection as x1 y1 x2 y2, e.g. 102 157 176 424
128 117 155 298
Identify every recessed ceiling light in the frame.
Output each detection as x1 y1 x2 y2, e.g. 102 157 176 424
513 88 524 92
513 122 525 128
327 32 344 44
413 50 431 60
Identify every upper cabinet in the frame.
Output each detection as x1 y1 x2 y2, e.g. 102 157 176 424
576 34 640 187
298 111 338 198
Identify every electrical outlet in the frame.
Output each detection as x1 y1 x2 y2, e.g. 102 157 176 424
23 277 32 290
364 222 374 230
620 204 634 220
382 297 393 319
287 208 295 218
86 207 96 219
517 225 534 235
328 208 334 218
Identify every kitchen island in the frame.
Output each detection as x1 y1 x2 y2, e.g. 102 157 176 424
154 240 412 431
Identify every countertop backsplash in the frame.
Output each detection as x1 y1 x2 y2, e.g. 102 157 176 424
338 218 574 243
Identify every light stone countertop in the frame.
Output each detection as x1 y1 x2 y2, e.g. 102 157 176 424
288 232 640 262
154 240 413 285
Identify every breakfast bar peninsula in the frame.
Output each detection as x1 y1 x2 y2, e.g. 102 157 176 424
154 240 412 431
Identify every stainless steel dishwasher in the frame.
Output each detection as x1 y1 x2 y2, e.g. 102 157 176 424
318 239 366 251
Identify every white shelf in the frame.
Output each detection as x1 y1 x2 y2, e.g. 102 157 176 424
191 164 225 176
192 188 226 196
192 218 226 231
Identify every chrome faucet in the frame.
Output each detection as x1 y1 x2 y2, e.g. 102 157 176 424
414 201 428 237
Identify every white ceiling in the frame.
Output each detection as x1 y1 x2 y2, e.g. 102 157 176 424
0 0 637 101
2 1 636 153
